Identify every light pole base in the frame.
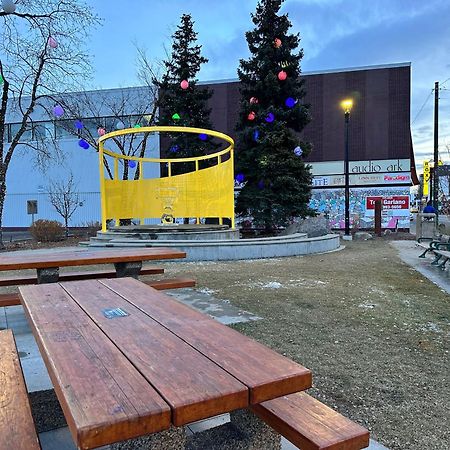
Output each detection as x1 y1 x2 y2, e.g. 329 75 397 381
342 234 353 241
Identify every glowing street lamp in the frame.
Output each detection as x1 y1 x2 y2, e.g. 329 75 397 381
341 99 353 238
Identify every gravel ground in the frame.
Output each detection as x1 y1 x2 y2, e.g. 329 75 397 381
161 239 449 450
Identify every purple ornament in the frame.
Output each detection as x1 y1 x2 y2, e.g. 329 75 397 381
294 146 303 156
265 112 275 123
53 105 64 117
129 160 137 168
257 180 265 190
285 97 296 108
74 120 84 130
236 173 245 183
253 129 259 141
78 139 89 149
198 133 208 141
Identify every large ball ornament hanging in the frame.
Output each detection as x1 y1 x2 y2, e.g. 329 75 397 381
278 70 287 81
248 111 256 121
180 80 189 90
253 129 259 141
78 139 89 149
97 127 106 136
285 97 296 108
47 36 58 49
74 120 84 130
128 160 137 169
53 105 64 117
294 146 303 156
265 112 275 123
274 38 282 48
249 97 259 104
198 133 207 141
115 121 125 130
236 173 245 183
1 0 16 14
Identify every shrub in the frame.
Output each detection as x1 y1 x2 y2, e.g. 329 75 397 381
82 221 102 237
29 219 65 242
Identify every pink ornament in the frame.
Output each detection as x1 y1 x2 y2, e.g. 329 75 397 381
274 38 282 48
48 36 58 49
278 70 287 81
97 127 106 136
249 97 259 104
180 80 189 90
248 111 256 121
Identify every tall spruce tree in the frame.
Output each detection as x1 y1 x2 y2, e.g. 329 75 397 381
236 0 313 229
157 14 214 174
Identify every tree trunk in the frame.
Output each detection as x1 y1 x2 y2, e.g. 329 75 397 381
0 178 7 250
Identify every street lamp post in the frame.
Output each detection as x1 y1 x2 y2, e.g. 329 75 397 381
341 99 353 239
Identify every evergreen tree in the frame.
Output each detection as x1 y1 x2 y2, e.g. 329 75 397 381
157 14 214 174
236 0 313 229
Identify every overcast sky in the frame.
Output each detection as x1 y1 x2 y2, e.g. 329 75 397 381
86 0 450 169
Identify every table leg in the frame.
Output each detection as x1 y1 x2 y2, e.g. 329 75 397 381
114 261 142 278
110 426 186 449
36 267 60 284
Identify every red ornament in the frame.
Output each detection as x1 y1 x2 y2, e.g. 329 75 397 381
274 38 282 48
278 70 287 81
248 111 256 121
180 80 189 90
249 97 259 104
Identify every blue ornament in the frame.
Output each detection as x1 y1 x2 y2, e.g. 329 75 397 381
198 133 208 141
78 139 89 149
236 173 245 183
285 97 296 108
265 112 275 123
294 146 303 156
129 160 137 168
170 145 179 153
253 129 259 141
257 180 265 190
74 120 84 130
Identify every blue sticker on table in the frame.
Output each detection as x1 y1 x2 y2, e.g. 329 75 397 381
102 307 130 319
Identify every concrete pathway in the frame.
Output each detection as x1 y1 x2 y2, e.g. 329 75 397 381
390 240 450 294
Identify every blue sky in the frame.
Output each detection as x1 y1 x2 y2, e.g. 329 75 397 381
87 0 450 169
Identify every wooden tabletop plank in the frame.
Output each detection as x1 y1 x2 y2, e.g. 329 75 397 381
0 248 185 271
0 330 41 450
61 280 248 426
102 278 312 404
19 284 172 450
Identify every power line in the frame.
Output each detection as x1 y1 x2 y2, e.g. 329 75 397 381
412 89 433 125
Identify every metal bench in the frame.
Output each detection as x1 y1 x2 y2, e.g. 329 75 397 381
417 234 450 260
0 329 41 450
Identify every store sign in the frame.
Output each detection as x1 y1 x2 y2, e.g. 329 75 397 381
310 159 410 176
350 159 410 174
312 172 411 187
423 161 430 196
366 196 409 211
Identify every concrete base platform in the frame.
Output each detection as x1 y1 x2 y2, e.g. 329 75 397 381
83 233 341 261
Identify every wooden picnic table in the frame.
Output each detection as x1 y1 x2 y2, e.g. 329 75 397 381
19 278 312 450
0 247 186 283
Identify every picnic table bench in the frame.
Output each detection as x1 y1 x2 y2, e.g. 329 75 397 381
0 329 41 450
15 277 369 450
417 234 450 259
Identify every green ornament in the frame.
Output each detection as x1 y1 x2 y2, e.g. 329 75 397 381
0 74 3 85
133 124 141 128
172 113 181 121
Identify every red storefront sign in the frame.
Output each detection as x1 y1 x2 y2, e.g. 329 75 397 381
366 196 409 210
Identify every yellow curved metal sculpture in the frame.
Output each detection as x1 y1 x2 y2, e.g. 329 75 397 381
98 126 235 232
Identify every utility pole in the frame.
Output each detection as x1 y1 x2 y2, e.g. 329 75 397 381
433 81 439 220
